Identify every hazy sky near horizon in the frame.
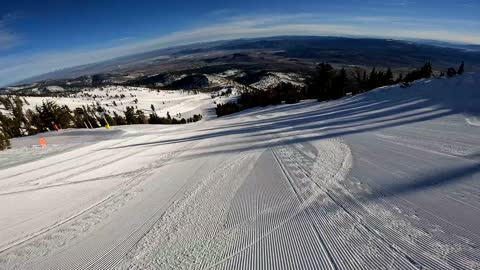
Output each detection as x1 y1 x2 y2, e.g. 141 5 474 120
0 0 479 85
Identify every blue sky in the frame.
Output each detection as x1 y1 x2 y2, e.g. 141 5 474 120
0 0 479 86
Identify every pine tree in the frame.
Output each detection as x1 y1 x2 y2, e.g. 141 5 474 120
359 70 368 93
0 129 10 150
396 73 404 83
403 62 434 82
458 61 465 75
421 62 433 78
72 108 86 128
309 63 336 101
113 112 127 125
332 68 349 99
124 106 137 125
385 68 393 85
136 109 147 124
367 68 378 91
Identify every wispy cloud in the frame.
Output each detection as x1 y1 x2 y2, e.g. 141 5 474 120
0 13 20 50
109 36 135 43
388 0 416 7
0 31 16 50
352 15 480 27
207 8 237 18
1 13 479 86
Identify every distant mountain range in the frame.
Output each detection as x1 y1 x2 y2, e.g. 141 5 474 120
13 36 480 87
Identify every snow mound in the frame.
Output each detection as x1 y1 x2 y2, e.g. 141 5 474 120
364 72 480 115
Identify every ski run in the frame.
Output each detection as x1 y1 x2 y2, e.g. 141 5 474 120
1 73 480 269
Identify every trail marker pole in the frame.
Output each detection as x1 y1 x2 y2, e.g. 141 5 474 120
38 138 47 147
98 111 111 130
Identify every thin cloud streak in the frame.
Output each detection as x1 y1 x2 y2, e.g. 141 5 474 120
0 31 17 50
0 14 20 50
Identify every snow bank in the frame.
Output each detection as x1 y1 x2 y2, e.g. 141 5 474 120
366 73 480 115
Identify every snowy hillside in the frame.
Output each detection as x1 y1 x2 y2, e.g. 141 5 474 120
21 86 213 119
250 72 305 90
0 73 479 269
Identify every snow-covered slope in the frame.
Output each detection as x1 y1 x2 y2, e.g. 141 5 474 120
250 72 305 90
0 73 479 269
21 86 213 119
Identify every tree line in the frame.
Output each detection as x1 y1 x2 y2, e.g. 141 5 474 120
0 98 202 150
216 61 466 117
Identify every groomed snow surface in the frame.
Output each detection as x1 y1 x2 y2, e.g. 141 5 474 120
1 74 480 269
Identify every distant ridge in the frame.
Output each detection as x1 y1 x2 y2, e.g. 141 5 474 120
12 36 480 87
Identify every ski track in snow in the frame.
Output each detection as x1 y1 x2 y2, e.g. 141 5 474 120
1 138 202 268
1 73 480 269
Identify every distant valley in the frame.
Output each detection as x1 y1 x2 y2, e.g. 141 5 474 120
3 36 480 95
